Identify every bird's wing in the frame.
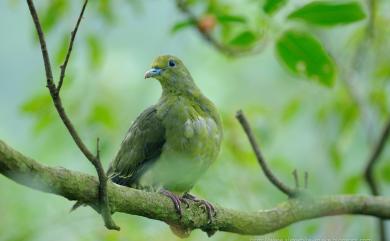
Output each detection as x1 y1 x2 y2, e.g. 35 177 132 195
107 106 165 186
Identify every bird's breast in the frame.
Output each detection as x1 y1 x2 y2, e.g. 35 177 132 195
160 107 222 164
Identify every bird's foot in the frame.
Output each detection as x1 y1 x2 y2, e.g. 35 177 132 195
182 193 216 224
159 189 184 217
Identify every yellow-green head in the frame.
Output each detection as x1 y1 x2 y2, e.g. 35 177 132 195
144 55 198 95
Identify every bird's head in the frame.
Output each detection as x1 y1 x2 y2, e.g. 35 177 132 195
144 55 196 93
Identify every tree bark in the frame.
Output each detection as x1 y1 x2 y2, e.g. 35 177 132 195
1 139 389 235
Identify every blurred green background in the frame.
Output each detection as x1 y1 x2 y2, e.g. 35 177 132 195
1 0 390 240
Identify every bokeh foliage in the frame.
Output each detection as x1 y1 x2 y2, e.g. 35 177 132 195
1 0 390 240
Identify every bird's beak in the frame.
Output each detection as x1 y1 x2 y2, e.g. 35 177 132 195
144 68 162 79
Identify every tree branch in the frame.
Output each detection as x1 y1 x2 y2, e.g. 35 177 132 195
57 0 88 92
175 0 265 58
236 110 296 197
26 0 118 230
364 118 390 241
1 139 390 236
364 118 390 195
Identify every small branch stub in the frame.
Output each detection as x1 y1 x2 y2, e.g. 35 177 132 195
304 171 308 189
292 169 299 189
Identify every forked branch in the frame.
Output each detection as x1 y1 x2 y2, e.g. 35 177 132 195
26 0 119 230
57 0 88 92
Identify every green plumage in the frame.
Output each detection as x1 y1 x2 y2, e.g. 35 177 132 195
107 55 222 194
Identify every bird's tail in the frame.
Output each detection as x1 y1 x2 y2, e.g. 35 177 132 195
169 223 191 238
70 201 84 212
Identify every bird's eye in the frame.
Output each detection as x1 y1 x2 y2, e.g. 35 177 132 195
168 59 176 67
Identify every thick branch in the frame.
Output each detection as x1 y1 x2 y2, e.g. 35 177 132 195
236 110 296 197
1 139 390 235
26 0 118 230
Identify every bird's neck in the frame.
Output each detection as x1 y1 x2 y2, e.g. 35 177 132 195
160 75 201 98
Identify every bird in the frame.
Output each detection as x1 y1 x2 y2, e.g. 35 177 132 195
107 55 223 220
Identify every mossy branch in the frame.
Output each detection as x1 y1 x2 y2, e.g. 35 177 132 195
1 139 390 236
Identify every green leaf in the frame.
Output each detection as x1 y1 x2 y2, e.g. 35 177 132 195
170 19 196 34
33 114 54 133
288 1 366 26
41 0 68 33
55 33 70 65
87 34 103 68
216 15 246 24
342 175 361 193
98 0 115 23
21 93 54 133
369 89 388 117
263 0 288 15
282 98 301 122
21 94 51 114
275 30 336 86
375 63 390 78
229 31 257 47
88 104 116 128
381 163 390 183
329 144 342 171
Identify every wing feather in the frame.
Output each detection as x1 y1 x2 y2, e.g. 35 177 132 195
107 106 165 186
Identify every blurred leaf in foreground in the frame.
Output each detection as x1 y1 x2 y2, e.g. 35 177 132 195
21 93 55 133
87 34 104 69
171 19 196 34
55 33 70 65
229 31 257 47
87 103 117 129
40 0 68 33
263 0 288 15
216 14 246 24
288 1 366 26
342 175 361 193
381 163 390 183
275 30 336 87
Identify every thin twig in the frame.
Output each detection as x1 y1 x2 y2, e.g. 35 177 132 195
236 110 296 197
175 0 266 58
96 138 101 160
26 0 119 230
364 118 390 241
364 120 390 195
57 0 88 92
366 0 377 38
292 169 299 189
304 171 308 189
363 1 386 240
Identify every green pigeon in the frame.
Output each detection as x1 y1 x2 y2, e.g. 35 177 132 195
107 55 223 218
